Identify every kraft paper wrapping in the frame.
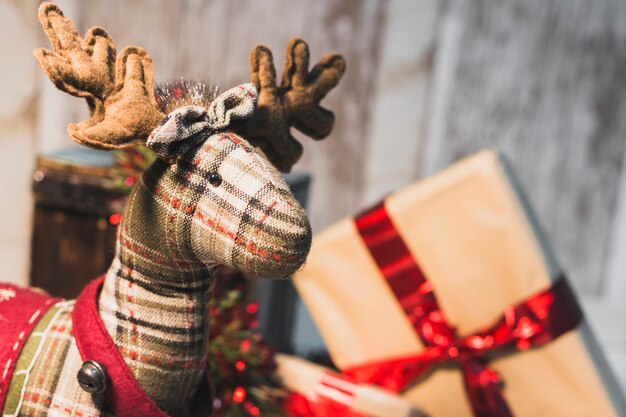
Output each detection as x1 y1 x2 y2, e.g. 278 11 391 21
295 150 625 417
274 354 424 417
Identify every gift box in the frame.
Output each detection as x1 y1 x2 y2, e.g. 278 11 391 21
294 150 626 417
274 354 425 417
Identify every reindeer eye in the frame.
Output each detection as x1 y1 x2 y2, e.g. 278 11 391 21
208 172 222 187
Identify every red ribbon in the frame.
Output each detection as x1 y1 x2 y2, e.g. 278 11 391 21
283 372 369 417
344 202 583 417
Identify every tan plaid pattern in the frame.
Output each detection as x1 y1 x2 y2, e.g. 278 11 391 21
6 86 312 416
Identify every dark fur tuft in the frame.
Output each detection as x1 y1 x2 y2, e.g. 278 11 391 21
155 80 219 114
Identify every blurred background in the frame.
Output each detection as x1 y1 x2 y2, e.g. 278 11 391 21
1 0 626 393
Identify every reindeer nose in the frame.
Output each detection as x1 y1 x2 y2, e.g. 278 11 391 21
278 199 312 274
250 189 312 279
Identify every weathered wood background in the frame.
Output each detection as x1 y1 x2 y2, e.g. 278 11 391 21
2 0 626 391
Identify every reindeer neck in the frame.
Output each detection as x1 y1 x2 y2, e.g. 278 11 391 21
98 161 215 416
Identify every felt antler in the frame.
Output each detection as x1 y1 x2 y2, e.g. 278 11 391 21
34 2 165 149
240 38 346 172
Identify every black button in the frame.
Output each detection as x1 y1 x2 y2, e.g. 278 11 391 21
77 360 108 394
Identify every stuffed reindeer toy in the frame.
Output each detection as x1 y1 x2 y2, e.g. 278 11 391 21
0 3 345 416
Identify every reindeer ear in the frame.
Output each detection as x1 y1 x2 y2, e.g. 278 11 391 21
206 83 257 130
147 84 258 162
147 106 209 162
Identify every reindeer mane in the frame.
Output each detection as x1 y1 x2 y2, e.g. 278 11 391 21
154 80 220 115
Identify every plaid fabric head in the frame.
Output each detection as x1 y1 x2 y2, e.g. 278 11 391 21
147 83 258 162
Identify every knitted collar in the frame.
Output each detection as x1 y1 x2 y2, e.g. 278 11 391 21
73 277 170 417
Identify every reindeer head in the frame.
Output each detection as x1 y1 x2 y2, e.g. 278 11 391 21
34 3 345 279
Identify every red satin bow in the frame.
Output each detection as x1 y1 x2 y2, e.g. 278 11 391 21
344 202 582 417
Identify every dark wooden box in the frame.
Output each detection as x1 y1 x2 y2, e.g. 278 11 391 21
30 148 126 299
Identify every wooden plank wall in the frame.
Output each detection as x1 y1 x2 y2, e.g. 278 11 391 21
3 0 626 392
423 0 626 296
